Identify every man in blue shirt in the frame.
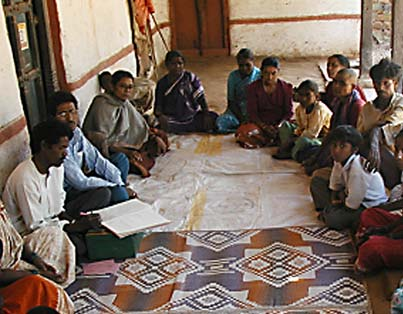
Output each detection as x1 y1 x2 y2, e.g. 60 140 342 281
47 91 133 218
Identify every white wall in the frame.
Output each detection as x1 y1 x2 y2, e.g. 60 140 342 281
0 8 25 125
152 27 171 67
150 0 171 66
0 131 30 193
229 0 361 57
56 0 136 82
73 52 138 120
56 0 137 114
231 20 360 57
230 0 360 19
0 4 31 192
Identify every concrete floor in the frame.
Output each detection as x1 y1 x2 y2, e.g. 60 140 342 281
184 55 390 314
153 55 391 313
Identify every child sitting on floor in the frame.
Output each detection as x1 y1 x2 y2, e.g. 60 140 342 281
273 80 332 161
303 68 367 175
310 125 388 230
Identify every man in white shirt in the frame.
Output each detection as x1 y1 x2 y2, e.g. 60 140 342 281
3 119 102 258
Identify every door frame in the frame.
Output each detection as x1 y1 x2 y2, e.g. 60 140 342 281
169 0 230 56
2 0 59 131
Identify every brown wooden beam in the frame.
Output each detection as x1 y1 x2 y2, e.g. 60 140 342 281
360 0 373 80
392 0 403 66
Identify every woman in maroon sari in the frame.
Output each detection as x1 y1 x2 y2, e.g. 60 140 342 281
236 56 293 148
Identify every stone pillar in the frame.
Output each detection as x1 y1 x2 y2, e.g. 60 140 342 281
392 0 403 66
360 0 373 85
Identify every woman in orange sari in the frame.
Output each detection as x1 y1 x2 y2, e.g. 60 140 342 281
0 269 73 313
0 202 73 313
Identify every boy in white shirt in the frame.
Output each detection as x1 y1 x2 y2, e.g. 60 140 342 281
310 125 388 230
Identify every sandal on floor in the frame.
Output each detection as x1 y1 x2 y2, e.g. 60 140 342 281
130 159 151 178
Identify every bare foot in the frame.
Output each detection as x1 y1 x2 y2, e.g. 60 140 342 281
126 186 137 199
130 159 151 177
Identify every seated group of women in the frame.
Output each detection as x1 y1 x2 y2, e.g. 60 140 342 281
86 49 403 277
85 50 403 310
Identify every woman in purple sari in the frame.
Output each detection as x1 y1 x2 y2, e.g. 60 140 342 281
154 50 218 133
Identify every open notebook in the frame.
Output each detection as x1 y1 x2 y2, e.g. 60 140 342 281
93 199 170 238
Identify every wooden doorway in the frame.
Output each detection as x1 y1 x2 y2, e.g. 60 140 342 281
2 0 55 131
170 0 229 56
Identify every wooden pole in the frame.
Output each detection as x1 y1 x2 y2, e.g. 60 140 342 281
392 0 403 66
360 0 373 82
150 13 169 52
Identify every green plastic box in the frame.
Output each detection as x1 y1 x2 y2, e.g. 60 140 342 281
85 229 144 261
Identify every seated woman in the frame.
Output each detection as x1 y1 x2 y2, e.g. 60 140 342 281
83 70 168 177
236 56 293 149
0 201 74 314
321 54 366 107
216 48 261 133
154 50 218 133
274 80 332 161
0 242 74 314
98 71 158 127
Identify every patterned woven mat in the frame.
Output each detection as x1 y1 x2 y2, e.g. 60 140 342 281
67 226 370 313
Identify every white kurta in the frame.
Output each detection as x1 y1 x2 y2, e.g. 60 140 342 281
2 158 66 235
357 93 403 151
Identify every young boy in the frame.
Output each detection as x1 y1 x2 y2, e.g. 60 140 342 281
310 125 388 230
274 80 332 161
329 68 366 128
303 69 366 175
